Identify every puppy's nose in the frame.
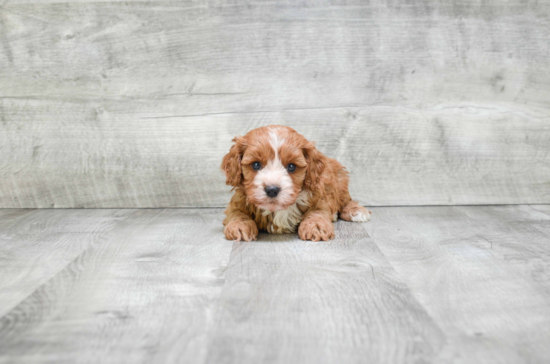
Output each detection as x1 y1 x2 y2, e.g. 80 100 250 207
265 186 280 198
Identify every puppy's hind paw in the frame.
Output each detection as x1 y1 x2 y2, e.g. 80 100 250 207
351 209 370 222
340 201 371 222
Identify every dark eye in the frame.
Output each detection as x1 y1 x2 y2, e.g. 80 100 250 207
287 163 296 172
252 162 262 170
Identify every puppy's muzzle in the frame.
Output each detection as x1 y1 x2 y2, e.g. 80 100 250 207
265 185 280 198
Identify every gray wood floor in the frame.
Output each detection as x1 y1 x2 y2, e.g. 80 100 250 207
0 206 549 363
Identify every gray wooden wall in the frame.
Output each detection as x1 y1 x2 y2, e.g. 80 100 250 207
1 0 549 208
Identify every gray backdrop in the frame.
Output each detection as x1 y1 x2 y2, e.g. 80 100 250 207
1 0 549 208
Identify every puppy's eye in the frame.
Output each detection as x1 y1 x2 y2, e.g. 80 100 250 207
252 161 262 170
287 163 296 172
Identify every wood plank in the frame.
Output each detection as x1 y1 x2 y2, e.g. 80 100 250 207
1 206 549 362
0 1 549 207
0 209 134 317
205 221 445 364
1 104 549 208
0 209 233 364
363 205 550 363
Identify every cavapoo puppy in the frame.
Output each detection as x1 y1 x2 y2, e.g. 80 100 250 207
221 125 370 242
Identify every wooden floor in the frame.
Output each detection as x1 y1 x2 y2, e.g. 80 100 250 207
0 206 549 363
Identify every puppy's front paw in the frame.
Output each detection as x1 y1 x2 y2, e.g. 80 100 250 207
224 220 258 242
298 217 335 242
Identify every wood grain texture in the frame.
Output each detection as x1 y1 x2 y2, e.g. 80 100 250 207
1 207 550 362
1 1 549 207
205 221 445 364
363 205 550 363
0 208 133 317
0 209 233 364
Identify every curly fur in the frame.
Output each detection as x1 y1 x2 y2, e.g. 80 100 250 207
221 125 370 241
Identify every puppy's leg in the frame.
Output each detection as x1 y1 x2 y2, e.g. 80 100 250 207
224 213 258 242
298 202 335 241
223 191 258 242
336 169 371 222
340 200 371 222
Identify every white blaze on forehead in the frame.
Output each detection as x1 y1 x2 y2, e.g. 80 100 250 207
268 131 285 158
250 129 294 210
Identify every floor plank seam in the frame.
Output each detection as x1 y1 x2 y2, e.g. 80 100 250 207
1 203 550 210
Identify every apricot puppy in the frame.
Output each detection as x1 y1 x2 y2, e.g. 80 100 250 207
221 125 370 241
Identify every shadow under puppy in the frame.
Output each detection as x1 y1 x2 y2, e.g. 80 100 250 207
221 125 370 242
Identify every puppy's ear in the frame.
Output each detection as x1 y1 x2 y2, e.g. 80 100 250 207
303 141 326 192
221 136 247 188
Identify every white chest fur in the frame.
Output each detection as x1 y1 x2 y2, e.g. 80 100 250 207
262 191 311 233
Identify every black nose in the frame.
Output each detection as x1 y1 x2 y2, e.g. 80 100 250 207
265 186 280 198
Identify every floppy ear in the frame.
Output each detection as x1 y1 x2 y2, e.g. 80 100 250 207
221 136 247 188
303 141 326 192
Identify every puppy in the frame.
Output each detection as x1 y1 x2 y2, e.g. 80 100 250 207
221 125 370 242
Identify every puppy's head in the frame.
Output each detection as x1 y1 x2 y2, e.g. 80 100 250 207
221 125 325 212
